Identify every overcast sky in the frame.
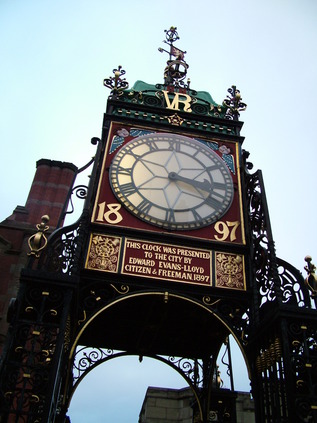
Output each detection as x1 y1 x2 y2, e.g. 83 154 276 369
1 1 317 421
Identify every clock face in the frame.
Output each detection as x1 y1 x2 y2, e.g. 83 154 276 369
109 133 234 230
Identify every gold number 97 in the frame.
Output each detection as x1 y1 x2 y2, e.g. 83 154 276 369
214 221 240 242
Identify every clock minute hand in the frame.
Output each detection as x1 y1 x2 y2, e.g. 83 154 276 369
168 172 212 193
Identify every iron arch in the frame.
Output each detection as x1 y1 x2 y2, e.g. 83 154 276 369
67 350 206 420
66 290 251 420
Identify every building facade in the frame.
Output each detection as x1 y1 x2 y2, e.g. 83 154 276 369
139 387 255 423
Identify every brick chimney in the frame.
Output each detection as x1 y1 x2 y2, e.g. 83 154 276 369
13 159 78 228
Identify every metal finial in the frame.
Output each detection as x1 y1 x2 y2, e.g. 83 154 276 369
304 255 317 298
158 27 189 88
27 215 50 258
103 65 129 98
164 26 180 44
223 85 247 120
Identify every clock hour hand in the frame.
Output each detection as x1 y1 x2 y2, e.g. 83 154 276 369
168 172 212 193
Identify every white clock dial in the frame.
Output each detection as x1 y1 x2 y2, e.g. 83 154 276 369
109 133 234 230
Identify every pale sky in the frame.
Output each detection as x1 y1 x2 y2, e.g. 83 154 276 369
1 1 317 421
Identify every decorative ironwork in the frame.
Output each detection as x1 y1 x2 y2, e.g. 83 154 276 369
103 65 129 98
246 170 313 311
158 26 190 88
253 333 289 422
255 337 282 374
220 336 234 391
33 212 89 275
63 185 88 217
58 154 96 226
246 170 280 308
0 281 72 422
287 320 317 421
72 346 115 383
277 257 312 307
246 168 316 422
81 284 130 317
77 283 130 324
167 356 206 387
27 215 50 258
223 85 247 120
201 295 250 347
71 345 213 398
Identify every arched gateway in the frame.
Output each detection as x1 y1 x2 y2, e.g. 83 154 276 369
69 291 249 419
68 292 250 421
0 27 316 423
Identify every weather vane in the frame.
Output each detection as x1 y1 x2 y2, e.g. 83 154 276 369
158 26 190 88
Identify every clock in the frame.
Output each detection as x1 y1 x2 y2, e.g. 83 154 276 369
109 133 234 230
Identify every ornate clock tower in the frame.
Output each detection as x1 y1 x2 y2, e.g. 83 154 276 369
0 27 316 423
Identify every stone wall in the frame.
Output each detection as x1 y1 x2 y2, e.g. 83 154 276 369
139 387 194 423
139 386 255 423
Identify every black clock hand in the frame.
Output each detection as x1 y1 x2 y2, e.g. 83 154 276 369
168 172 212 193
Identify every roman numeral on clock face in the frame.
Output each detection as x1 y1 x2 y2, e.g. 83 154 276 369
165 209 176 223
119 182 136 197
212 182 227 191
191 208 202 221
205 194 226 209
137 199 152 215
116 165 132 176
148 141 159 151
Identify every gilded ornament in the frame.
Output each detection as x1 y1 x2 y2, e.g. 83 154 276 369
304 255 317 298
215 253 245 290
86 234 121 272
27 215 50 258
166 113 184 126
110 284 130 295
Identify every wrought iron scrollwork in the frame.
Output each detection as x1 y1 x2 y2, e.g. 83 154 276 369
246 170 280 307
202 297 250 345
33 212 89 275
277 258 311 307
246 170 313 310
58 155 95 226
247 169 316 422
103 65 129 98
71 346 213 397
72 347 115 383
287 320 317 421
223 85 247 120
0 282 72 422
166 356 205 387
64 185 88 217
78 283 129 321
